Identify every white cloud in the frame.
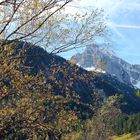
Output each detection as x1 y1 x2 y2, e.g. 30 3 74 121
109 22 140 29
114 24 140 29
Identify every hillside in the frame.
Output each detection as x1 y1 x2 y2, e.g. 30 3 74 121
14 41 140 114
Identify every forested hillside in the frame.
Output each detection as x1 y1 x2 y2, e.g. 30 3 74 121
0 0 140 139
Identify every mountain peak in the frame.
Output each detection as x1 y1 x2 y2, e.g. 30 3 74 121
71 44 140 88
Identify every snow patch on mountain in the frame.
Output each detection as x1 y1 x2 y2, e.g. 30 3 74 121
135 81 140 88
76 64 106 73
84 67 106 73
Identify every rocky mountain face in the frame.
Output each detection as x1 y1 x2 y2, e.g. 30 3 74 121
70 45 140 88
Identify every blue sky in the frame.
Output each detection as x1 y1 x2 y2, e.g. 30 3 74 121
61 0 140 64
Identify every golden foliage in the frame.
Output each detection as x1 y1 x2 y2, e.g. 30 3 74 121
0 43 79 139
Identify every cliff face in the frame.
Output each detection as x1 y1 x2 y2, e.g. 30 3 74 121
70 45 140 88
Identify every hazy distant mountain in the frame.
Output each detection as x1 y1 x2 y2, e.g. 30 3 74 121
70 45 140 88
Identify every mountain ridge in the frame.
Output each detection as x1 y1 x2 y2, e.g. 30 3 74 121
70 44 140 88
11 41 140 114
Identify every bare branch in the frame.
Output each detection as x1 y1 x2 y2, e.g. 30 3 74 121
0 0 25 35
5 0 71 41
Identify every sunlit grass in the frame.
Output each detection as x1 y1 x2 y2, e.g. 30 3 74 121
112 133 135 140
63 132 83 140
